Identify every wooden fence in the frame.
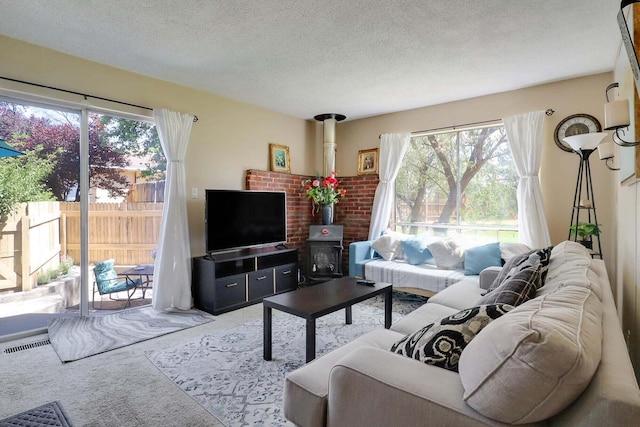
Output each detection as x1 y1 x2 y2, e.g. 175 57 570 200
59 202 163 266
127 181 165 203
0 201 61 292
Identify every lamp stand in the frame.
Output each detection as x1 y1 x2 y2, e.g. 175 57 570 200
568 149 602 259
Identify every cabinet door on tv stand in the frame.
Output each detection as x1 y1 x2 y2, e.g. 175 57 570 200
248 270 274 301
275 263 298 293
214 273 247 310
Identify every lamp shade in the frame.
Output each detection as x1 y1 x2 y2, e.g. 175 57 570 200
604 99 630 130
563 132 608 151
598 141 615 160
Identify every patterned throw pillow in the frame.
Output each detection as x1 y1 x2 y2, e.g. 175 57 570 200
488 246 552 292
390 304 513 372
476 264 541 306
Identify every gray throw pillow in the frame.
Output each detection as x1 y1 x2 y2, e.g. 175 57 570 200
488 246 552 292
390 304 513 372
477 264 541 307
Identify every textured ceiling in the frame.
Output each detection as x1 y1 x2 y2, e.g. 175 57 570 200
0 0 622 121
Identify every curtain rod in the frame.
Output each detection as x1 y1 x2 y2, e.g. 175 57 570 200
0 75 198 122
379 108 555 138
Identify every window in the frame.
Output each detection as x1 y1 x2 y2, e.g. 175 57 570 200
394 124 518 243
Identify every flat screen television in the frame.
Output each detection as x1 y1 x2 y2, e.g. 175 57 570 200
205 189 287 253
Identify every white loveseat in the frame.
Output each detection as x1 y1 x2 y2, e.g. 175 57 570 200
284 241 640 426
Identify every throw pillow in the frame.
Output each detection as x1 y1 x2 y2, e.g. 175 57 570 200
499 242 532 262
426 239 464 269
458 286 602 424
476 264 541 306
390 304 513 372
487 246 552 293
400 234 434 265
371 231 404 261
463 242 502 275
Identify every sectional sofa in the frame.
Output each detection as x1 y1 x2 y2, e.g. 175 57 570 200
283 241 640 426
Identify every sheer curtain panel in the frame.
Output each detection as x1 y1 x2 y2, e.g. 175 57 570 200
503 111 551 248
368 133 410 240
152 109 194 311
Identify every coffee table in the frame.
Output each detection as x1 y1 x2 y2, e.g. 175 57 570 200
263 276 392 363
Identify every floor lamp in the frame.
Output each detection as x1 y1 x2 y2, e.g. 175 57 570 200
563 133 608 259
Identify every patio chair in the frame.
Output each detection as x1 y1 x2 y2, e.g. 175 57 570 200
92 259 141 308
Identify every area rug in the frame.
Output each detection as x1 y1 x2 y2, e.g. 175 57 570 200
0 401 72 427
145 292 427 426
48 306 215 363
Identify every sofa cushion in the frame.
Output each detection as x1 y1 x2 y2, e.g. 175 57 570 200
400 234 435 265
284 328 404 427
488 246 552 292
458 286 602 424
463 242 502 275
427 239 464 269
476 264 541 307
390 304 512 372
427 280 486 311
391 303 459 335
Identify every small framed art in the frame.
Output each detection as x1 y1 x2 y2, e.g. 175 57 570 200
269 143 291 173
357 148 379 175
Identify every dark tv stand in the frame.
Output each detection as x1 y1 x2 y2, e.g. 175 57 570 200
192 246 298 315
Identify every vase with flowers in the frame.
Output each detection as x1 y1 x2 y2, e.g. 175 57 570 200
302 172 346 225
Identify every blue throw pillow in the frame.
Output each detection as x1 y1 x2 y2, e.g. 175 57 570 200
400 234 434 265
464 242 502 275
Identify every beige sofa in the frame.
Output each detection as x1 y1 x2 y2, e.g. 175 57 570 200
283 241 640 426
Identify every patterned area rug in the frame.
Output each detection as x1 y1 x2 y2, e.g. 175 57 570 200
0 401 72 427
48 306 215 362
145 291 427 426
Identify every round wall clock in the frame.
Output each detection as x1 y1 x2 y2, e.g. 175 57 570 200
554 114 602 152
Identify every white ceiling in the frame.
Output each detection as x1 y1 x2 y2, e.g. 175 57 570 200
0 0 623 121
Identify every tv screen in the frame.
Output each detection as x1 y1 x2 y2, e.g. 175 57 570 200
205 190 287 253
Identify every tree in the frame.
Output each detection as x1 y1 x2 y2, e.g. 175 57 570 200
396 127 514 229
0 144 56 217
100 116 165 180
0 104 130 201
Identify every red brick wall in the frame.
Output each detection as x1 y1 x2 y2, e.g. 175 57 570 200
246 169 379 277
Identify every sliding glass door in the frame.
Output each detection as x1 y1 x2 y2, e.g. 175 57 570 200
0 97 162 337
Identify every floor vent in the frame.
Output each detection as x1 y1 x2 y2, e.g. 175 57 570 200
3 338 51 354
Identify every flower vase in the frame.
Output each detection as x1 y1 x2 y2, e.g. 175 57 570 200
321 205 333 225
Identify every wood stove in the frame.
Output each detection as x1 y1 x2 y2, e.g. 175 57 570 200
306 225 343 284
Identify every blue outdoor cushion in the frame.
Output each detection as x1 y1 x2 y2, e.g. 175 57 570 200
94 259 140 294
400 234 434 265
464 242 502 275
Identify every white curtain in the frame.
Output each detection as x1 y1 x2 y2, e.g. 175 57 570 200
368 133 411 240
152 109 194 311
503 111 551 248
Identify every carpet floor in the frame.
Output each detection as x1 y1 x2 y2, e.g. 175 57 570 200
48 306 215 362
146 292 426 426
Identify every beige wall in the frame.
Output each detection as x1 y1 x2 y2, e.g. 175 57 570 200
336 73 616 280
0 35 317 256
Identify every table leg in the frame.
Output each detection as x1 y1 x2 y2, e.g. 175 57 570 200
263 305 272 361
306 318 316 363
345 305 352 324
384 288 392 329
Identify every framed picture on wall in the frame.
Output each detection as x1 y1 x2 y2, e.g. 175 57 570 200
357 148 379 175
269 143 291 173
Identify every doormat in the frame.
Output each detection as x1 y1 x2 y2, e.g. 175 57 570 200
48 306 215 362
0 401 72 427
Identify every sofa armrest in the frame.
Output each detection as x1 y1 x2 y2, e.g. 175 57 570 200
479 266 501 290
349 240 375 277
327 347 496 427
